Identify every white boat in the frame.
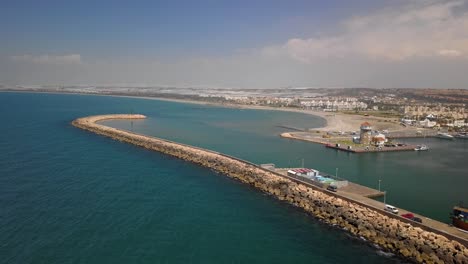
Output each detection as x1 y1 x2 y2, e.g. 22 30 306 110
455 132 468 139
437 132 454 140
414 145 428 151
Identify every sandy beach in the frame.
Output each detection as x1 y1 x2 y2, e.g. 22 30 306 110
111 94 406 133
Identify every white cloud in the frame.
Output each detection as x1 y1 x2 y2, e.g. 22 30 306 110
284 37 349 63
10 54 82 65
266 0 468 62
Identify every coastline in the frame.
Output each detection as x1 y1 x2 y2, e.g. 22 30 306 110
72 114 468 263
0 89 405 133
68 92 443 145
102 94 391 133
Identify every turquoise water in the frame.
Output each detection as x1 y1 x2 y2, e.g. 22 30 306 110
0 92 461 263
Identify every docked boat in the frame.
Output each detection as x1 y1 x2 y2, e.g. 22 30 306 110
414 145 428 151
436 132 454 140
451 206 468 231
455 132 468 139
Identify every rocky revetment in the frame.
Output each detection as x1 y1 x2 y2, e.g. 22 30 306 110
72 114 468 264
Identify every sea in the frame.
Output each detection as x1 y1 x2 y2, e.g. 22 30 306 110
1 91 465 263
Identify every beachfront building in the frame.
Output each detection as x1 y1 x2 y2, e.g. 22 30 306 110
453 119 467 127
403 105 467 120
420 118 437 128
359 122 372 144
299 97 368 111
371 133 386 147
401 118 416 125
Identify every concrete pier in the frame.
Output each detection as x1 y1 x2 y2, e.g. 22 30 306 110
282 132 419 153
274 168 385 198
339 183 385 198
73 114 468 263
325 143 417 153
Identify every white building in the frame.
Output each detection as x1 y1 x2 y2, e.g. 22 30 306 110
454 120 467 127
419 118 437 128
371 133 387 146
300 97 368 110
288 168 319 178
401 118 416 125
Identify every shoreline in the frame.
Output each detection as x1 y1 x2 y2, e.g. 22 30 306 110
0 89 438 150
0 89 384 132
2 89 425 136
72 114 467 263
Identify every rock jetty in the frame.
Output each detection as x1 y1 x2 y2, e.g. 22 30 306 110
73 114 468 264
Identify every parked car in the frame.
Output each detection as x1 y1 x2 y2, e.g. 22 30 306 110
384 204 399 214
327 185 338 192
401 213 422 223
401 213 415 219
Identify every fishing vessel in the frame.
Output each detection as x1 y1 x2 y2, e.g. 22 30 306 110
436 132 454 140
414 145 428 151
451 206 468 231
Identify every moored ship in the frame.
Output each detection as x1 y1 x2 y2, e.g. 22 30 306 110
451 206 468 231
455 132 468 139
414 145 428 151
437 132 454 140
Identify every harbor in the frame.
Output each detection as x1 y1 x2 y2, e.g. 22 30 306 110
4 0 468 260
269 165 468 244
72 114 468 261
280 121 459 153
281 131 420 153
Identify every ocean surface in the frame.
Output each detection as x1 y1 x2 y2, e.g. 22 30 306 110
0 92 464 263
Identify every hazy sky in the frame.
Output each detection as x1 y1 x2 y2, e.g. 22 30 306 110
2 0 468 88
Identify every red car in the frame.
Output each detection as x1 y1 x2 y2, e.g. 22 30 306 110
401 213 414 219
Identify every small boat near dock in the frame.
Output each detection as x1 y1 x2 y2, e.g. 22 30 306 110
414 145 429 151
451 206 468 232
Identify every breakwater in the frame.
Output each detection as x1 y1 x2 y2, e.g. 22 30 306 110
72 114 468 264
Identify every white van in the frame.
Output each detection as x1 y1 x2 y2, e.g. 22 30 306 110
384 204 399 214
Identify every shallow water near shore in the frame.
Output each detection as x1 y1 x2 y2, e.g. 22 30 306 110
1 92 464 263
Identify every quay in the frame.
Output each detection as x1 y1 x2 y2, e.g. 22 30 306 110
274 168 384 198
339 183 385 198
73 114 467 263
282 132 419 153
273 167 467 248
325 143 417 153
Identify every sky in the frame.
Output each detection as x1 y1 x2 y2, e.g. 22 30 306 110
2 0 468 89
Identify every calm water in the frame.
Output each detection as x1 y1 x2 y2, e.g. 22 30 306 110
0 92 463 263
103 97 467 223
